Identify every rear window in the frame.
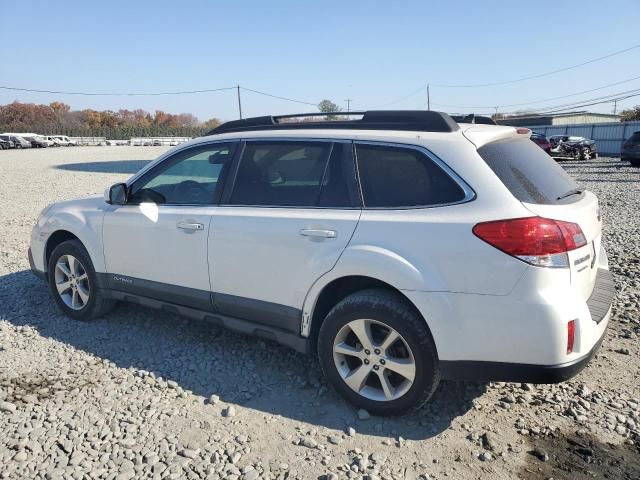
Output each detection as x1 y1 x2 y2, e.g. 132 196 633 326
478 138 580 204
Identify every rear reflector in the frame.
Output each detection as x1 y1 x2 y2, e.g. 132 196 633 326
567 320 576 354
473 217 587 268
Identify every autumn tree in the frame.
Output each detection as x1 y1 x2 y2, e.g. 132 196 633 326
620 105 640 122
318 99 341 113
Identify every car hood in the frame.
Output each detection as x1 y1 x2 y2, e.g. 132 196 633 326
48 195 109 216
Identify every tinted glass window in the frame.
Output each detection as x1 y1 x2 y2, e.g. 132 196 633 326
230 141 332 206
627 132 640 143
129 142 235 205
318 143 358 208
478 138 580 204
355 144 466 208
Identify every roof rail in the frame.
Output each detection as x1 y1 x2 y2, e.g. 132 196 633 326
207 110 460 135
450 114 496 125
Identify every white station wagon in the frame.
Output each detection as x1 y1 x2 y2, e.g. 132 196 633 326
29 111 614 414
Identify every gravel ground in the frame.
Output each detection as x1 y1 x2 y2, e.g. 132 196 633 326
0 147 639 480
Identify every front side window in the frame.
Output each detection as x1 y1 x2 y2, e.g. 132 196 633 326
129 142 236 205
355 143 466 208
230 141 336 207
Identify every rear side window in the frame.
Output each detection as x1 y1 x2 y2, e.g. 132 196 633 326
230 141 357 207
628 132 640 142
478 138 580 204
355 144 466 208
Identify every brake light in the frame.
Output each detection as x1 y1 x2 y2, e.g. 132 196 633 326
516 128 531 135
567 320 575 354
472 217 587 268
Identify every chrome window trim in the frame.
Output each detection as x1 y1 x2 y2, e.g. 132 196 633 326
354 140 476 210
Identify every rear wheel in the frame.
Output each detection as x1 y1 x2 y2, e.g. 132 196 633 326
47 240 115 320
581 148 591 160
318 289 439 415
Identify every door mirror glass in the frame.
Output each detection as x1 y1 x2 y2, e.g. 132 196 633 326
108 183 128 205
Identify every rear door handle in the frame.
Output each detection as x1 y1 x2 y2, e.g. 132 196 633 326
177 221 204 231
299 228 337 239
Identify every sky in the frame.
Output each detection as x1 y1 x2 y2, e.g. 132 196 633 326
1 0 639 122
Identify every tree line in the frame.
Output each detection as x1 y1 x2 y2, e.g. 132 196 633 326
0 101 222 139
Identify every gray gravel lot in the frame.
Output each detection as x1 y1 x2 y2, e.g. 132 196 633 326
0 147 639 479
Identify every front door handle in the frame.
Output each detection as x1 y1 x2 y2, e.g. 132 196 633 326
300 228 337 239
177 221 204 231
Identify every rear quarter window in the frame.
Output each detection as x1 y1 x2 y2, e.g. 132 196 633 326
478 137 580 204
355 143 467 208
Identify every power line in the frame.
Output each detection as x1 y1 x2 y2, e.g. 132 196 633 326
523 91 640 116
240 87 317 106
0 85 236 96
431 43 640 88
511 88 640 114
431 74 640 110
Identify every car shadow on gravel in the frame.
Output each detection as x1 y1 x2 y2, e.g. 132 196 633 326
519 430 640 480
54 160 151 174
0 270 486 440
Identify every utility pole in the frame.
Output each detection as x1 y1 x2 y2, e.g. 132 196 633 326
345 98 352 112
237 85 243 119
427 84 430 111
613 99 617 115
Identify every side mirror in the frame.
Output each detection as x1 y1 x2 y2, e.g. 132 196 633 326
106 183 128 205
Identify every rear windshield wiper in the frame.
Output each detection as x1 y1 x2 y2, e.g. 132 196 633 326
556 188 583 201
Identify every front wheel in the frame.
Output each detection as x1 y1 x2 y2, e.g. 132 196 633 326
318 289 439 416
47 240 115 320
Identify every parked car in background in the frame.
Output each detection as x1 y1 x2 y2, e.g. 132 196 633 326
53 135 77 146
24 135 51 148
0 135 32 149
549 135 597 160
530 132 551 154
0 135 15 149
0 138 11 150
621 131 640 167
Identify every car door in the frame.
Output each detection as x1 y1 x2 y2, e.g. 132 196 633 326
209 139 361 333
102 141 237 309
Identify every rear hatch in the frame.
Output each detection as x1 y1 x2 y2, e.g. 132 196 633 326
475 135 601 301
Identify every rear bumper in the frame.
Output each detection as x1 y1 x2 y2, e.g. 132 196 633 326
436 267 613 383
439 325 606 383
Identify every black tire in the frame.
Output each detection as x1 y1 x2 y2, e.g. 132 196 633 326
47 240 115 320
630 159 640 167
582 148 590 160
318 289 439 416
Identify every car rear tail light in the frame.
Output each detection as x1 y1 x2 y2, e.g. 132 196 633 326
567 320 576 354
516 128 531 135
472 217 587 268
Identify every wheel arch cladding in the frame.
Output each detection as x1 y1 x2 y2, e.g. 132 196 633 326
307 275 437 356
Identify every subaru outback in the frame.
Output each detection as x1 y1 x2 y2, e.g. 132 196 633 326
29 111 614 415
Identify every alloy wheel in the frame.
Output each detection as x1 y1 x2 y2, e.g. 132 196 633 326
333 319 416 402
54 254 90 310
